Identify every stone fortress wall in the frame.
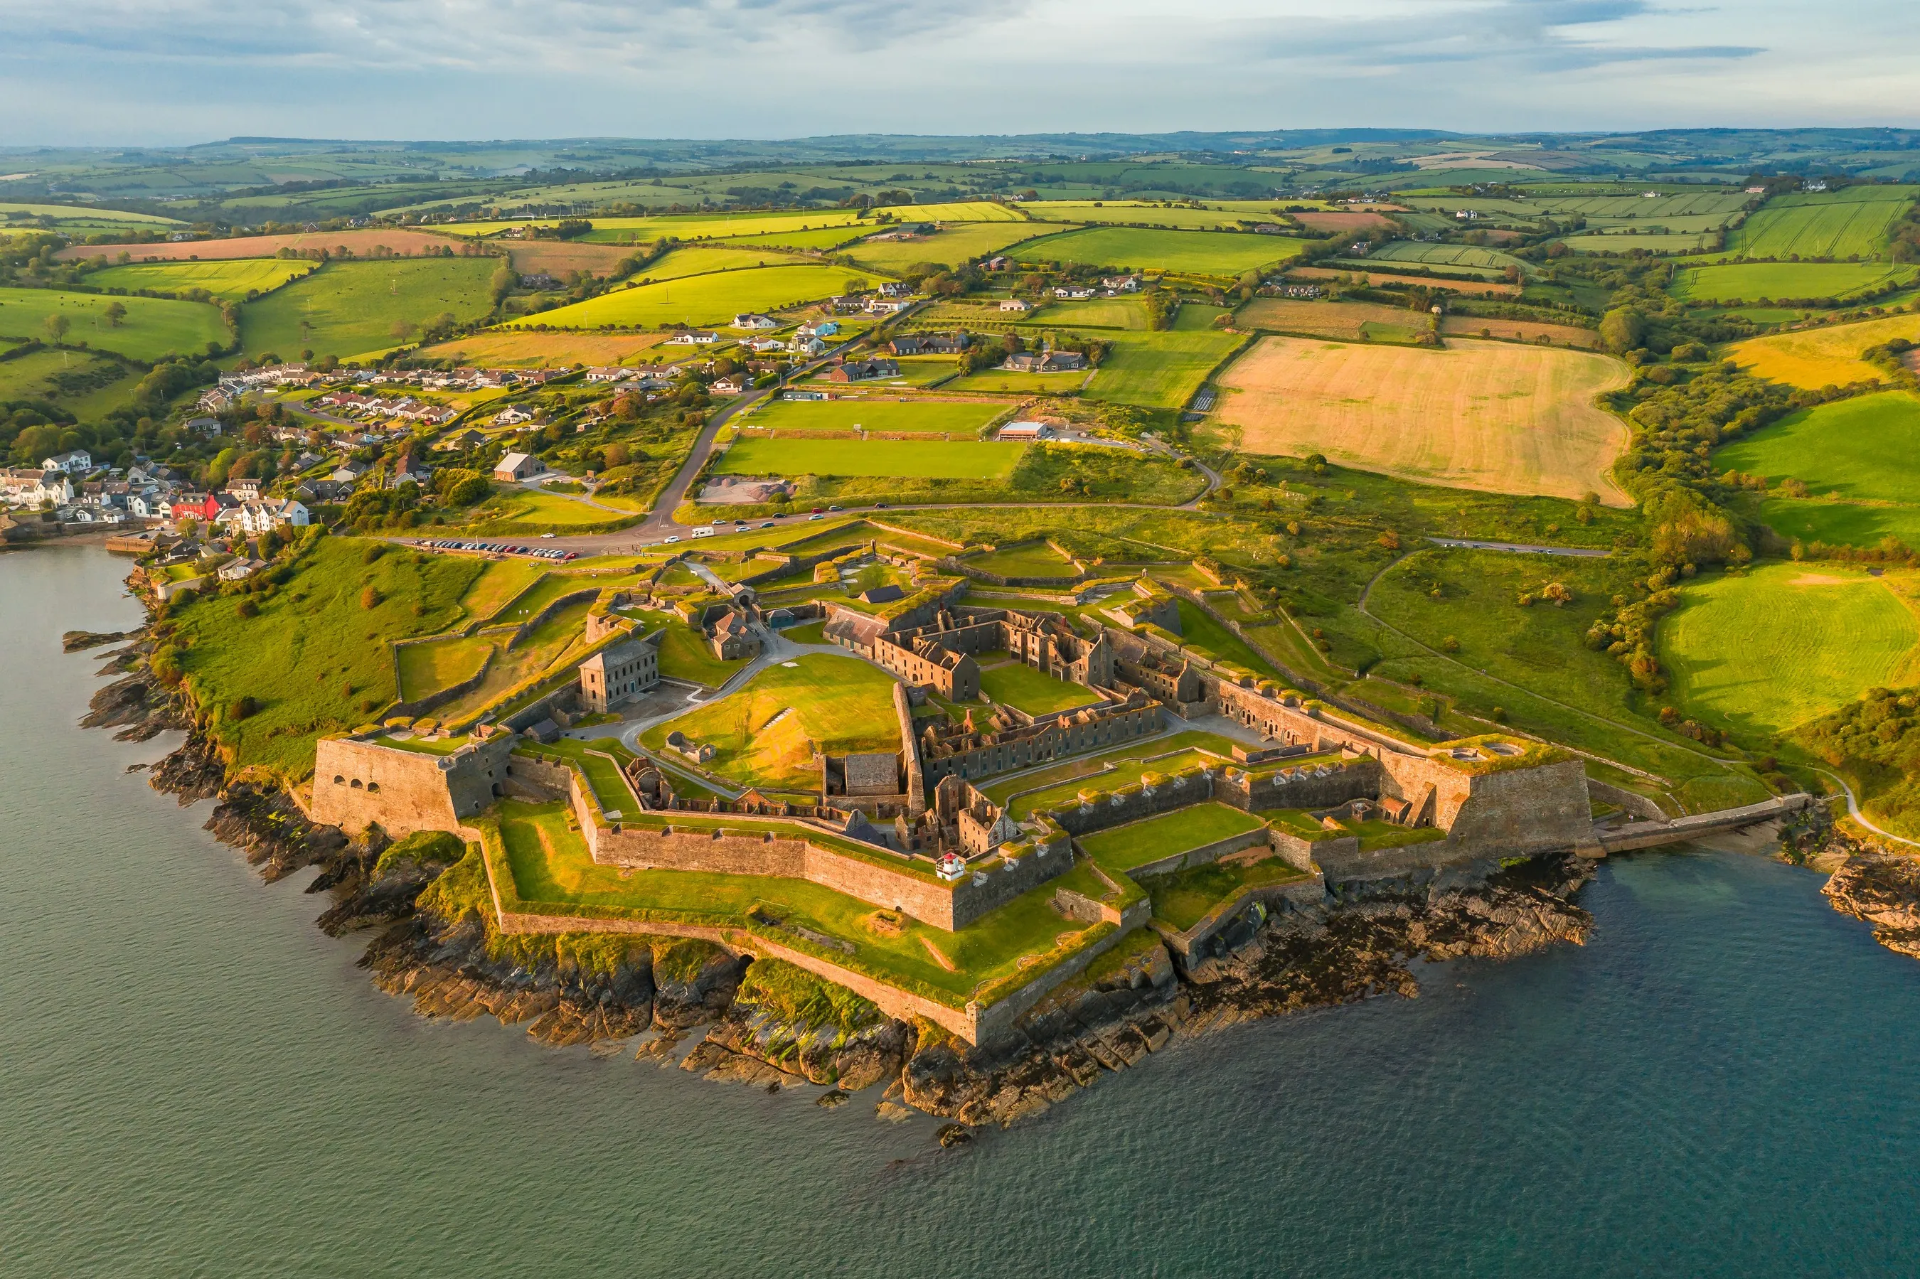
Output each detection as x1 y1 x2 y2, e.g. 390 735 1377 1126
312 733 517 837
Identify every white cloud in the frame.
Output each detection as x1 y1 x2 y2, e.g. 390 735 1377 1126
0 0 1909 143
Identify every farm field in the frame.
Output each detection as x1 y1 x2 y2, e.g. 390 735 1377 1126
502 239 655 277
1439 315 1600 348
1214 335 1631 504
505 263 874 329
0 200 179 225
0 349 137 418
1285 265 1520 297
639 654 899 791
880 201 1027 222
845 223 1057 274
1085 330 1246 411
420 329 667 367
0 287 226 361
1016 297 1148 330
1742 496 1920 552
708 227 870 253
52 227 468 263
87 258 316 301
444 210 867 242
1078 803 1268 873
1660 564 1920 736
1724 313 1920 388
1715 392 1920 507
975 659 1102 715
1724 186 1918 259
1024 202 1273 231
945 368 1088 394
1670 262 1916 303
715 436 1026 479
239 258 498 359
1237 297 1435 340
1560 232 1720 254
745 398 1002 435
1345 241 1530 276
627 244 808 282
1013 226 1302 277
1288 212 1398 234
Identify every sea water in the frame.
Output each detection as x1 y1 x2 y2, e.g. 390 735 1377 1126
4 544 1918 1277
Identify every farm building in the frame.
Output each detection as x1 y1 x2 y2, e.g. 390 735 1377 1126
493 452 545 482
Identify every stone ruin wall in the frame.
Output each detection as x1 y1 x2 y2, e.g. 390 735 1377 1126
920 700 1164 785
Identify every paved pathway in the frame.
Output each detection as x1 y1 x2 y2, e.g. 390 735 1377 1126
1815 769 1920 849
1428 538 1610 557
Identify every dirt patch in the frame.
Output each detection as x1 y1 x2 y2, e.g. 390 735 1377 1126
57 228 475 263
1214 334 1632 505
919 935 957 971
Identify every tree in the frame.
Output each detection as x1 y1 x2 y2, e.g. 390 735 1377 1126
43 313 69 343
102 301 127 328
1598 307 1645 354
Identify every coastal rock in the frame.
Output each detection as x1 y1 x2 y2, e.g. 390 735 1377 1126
203 782 348 886
1824 853 1920 959
147 732 226 803
63 628 129 653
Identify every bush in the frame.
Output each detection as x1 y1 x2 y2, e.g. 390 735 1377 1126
361 585 383 609
228 695 261 720
447 475 491 506
235 598 258 618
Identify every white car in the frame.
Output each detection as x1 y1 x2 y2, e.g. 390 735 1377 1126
540 533 555 539
664 535 680 544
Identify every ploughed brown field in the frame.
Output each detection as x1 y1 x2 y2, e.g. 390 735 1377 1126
504 240 652 276
55 228 470 262
1286 211 1398 234
1214 334 1632 505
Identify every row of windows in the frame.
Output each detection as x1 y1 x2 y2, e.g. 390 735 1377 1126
331 775 380 793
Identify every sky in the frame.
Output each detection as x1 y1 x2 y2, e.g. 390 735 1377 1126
0 0 1914 145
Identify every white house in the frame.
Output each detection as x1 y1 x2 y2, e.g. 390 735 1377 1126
1052 286 1095 300
711 375 750 395
1101 275 1141 292
731 313 778 330
791 335 827 358
42 450 92 473
665 331 719 345
999 298 1032 312
493 405 534 426
863 298 911 315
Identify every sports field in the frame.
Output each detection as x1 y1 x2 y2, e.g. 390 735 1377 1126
1660 563 1920 735
1085 331 1245 411
1077 803 1268 873
1013 226 1301 277
1715 392 1920 506
0 287 227 361
420 329 666 367
52 228 464 263
88 258 316 302
845 223 1056 273
747 398 1001 435
639 654 900 791
1214 335 1631 504
239 258 498 359
715 436 1026 479
505 263 874 329
1670 262 1916 303
1725 186 1918 259
1725 313 1920 388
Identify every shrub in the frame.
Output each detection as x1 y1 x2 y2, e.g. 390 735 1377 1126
361 585 383 609
235 598 258 618
228 695 261 720
362 542 388 564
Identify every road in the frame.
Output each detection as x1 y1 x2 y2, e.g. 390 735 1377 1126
1428 538 1610 557
1815 769 1920 849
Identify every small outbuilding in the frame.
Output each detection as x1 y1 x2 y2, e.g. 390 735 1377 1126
493 452 545 482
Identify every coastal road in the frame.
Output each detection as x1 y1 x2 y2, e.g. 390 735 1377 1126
1814 769 1920 849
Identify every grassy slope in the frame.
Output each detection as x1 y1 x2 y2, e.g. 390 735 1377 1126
640 654 898 790
1725 186 1918 259
845 223 1059 274
89 258 315 302
240 258 497 359
170 538 487 780
1660 564 1920 737
0 287 226 361
1716 392 1920 506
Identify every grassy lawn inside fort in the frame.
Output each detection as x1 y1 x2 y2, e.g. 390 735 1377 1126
964 542 1079 578
515 738 641 812
618 607 753 686
984 731 1245 818
976 659 1104 716
640 654 899 791
490 801 1100 1003
1173 600 1283 678
1144 856 1310 932
1077 802 1268 873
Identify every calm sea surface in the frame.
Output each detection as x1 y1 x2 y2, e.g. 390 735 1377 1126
5 544 1919 1278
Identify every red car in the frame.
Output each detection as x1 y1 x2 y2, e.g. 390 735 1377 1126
810 507 825 514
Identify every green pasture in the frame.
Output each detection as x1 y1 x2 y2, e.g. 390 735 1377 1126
1750 498 1920 551
507 263 875 329
747 398 1001 435
716 436 1026 479
458 558 548 621
442 209 866 241
240 258 497 359
430 602 599 724
844 222 1056 274
628 244 804 282
1353 241 1529 276
1725 186 1918 259
1670 262 1915 303
888 202 1028 222
0 348 138 419
396 633 494 701
0 201 180 225
1018 297 1149 330
1660 563 1920 736
1085 330 1244 411
0 287 226 361
88 258 316 302
976 660 1103 716
169 538 487 780
490 799 1102 1003
1078 802 1268 873
946 368 1089 394
1561 233 1719 255
1715 392 1920 506
700 227 870 253
640 654 899 791
1025 202 1292 231
1014 226 1300 277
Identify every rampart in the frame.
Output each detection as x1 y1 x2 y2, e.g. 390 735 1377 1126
311 734 517 836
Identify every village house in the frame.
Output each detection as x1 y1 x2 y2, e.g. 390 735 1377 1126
731 313 778 330
493 406 534 427
1 468 74 508
434 428 487 452
42 450 93 473
710 374 751 395
998 298 1032 312
1002 350 1087 374
863 297 911 315
826 357 900 383
1052 285 1095 300
1101 275 1141 292
790 334 827 358
585 367 633 383
331 459 369 484
889 331 970 356
665 331 720 345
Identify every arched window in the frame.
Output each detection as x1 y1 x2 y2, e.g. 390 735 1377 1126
350 778 363 789
366 782 380 794
333 775 345 784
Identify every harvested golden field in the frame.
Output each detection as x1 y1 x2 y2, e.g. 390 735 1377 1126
1288 212 1398 234
420 329 667 367
1215 335 1632 505
1285 265 1520 298
1725 313 1920 389
1439 315 1601 349
55 228 471 263
1237 297 1426 340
